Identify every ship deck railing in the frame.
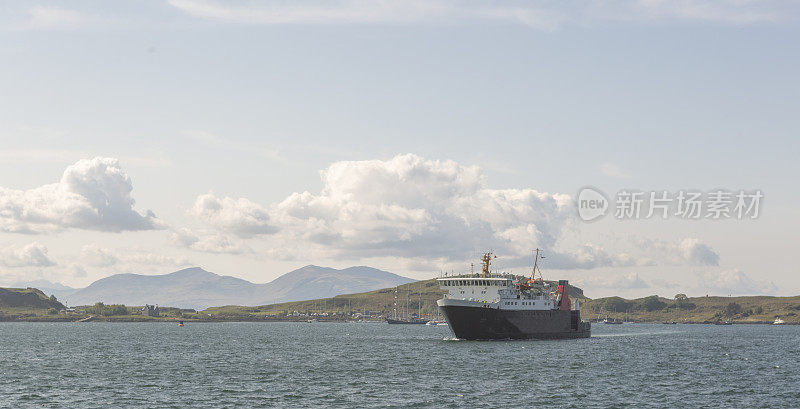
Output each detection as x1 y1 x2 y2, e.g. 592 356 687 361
438 273 515 279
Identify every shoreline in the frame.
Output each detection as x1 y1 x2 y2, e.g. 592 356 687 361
1 316 795 325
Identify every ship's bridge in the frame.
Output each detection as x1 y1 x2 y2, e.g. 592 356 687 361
437 275 512 303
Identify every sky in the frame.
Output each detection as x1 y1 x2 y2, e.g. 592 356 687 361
1 0 799 299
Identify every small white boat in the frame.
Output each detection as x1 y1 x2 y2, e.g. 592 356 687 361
773 318 785 325
425 320 449 326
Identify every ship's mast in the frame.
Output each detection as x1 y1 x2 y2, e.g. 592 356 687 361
393 287 398 320
532 248 544 280
481 252 494 278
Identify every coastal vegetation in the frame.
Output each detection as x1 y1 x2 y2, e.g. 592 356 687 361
0 287 65 310
584 294 800 323
2 283 799 324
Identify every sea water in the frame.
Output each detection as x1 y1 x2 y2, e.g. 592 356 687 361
1 322 798 408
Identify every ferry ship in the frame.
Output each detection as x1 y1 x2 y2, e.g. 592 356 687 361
436 250 590 340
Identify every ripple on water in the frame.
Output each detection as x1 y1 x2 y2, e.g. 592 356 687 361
0 322 798 408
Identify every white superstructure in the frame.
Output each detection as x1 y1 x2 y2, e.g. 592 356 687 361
437 251 562 311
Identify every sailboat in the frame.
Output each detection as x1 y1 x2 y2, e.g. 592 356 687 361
386 285 426 324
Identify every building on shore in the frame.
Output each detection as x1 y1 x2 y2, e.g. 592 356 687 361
141 304 160 317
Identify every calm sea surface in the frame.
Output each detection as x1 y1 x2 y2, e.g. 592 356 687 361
1 322 798 408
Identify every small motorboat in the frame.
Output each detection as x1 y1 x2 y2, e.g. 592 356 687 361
773 318 786 325
425 320 449 326
178 320 185 327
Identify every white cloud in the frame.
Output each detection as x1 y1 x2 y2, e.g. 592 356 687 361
171 228 251 254
0 157 162 233
167 0 793 29
190 193 277 237
601 162 631 179
68 263 87 278
702 269 777 296
0 242 56 268
631 237 720 266
80 244 118 267
575 272 650 290
180 154 726 270
679 238 719 266
167 0 562 30
271 153 574 261
81 243 193 268
177 154 726 271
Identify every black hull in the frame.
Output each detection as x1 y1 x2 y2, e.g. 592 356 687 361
439 305 591 340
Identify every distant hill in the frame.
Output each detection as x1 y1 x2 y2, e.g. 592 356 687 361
10 280 78 302
256 265 415 305
0 288 65 310
66 265 414 310
207 279 588 318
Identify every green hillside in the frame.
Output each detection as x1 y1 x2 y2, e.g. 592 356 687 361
0 287 65 310
0 287 67 321
584 294 800 324
204 278 587 320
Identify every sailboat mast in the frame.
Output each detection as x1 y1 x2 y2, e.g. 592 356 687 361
418 283 421 318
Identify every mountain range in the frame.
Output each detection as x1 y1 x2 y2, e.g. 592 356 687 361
11 265 414 310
